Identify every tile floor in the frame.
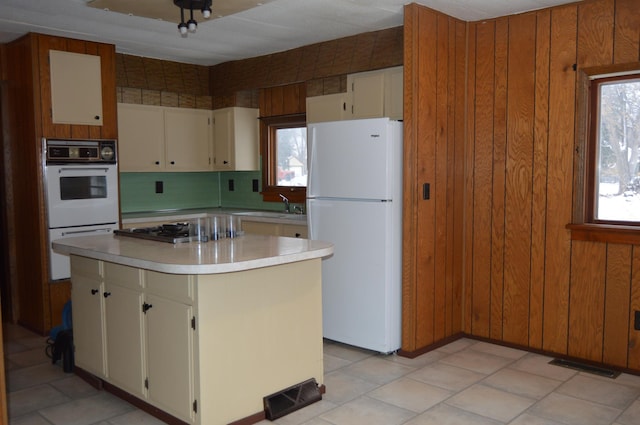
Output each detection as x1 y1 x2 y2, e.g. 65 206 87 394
4 322 640 425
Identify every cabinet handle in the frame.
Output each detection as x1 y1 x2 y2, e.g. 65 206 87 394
94 115 100 120
223 160 229 164
91 289 99 295
170 161 175 165
103 292 111 298
295 233 301 238
142 302 153 313
155 161 160 165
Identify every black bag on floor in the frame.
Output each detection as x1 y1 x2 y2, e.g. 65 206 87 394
46 328 75 373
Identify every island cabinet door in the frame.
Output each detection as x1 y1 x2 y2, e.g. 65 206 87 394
145 294 195 423
103 282 145 398
70 257 106 378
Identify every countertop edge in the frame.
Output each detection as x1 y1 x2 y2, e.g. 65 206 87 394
52 235 333 275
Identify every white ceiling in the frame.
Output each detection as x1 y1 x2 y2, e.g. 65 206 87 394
0 0 580 66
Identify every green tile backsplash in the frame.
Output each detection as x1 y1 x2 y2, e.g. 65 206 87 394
120 171 286 213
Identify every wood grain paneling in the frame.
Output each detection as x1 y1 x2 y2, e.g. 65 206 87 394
603 244 632 367
629 247 640 370
613 0 640 63
401 4 466 353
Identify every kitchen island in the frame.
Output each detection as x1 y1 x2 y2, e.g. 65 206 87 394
53 234 333 425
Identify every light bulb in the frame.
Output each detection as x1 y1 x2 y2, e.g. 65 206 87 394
178 22 188 35
202 8 211 19
188 19 197 32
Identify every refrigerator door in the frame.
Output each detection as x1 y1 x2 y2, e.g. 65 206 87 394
308 198 401 353
307 118 402 201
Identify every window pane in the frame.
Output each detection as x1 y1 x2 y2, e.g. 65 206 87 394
595 79 640 222
276 127 307 187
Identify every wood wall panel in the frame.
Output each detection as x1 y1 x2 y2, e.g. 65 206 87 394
603 244 632 367
530 10 551 350
470 21 494 338
629 247 640 370
542 5 577 355
490 19 508 342
401 4 466 354
414 7 437 348
502 13 536 346
459 0 640 371
569 241 606 361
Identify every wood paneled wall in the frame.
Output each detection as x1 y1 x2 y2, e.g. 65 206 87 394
463 0 640 369
401 5 467 353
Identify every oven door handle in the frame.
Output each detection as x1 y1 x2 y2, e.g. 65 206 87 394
60 228 114 237
58 167 110 174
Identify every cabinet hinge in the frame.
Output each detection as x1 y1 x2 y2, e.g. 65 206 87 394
193 399 198 413
191 316 196 330
144 378 149 389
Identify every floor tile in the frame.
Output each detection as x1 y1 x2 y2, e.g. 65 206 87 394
7 347 51 368
528 392 622 425
508 412 566 424
324 353 352 373
7 384 70 418
322 370 379 404
440 349 515 375
404 403 503 425
367 377 452 413
38 392 134 425
556 374 640 410
436 338 477 354
7 363 69 392
340 356 415 385
510 353 578 381
319 396 415 425
469 341 528 360
445 384 535 422
273 399 337 425
482 367 562 399
616 399 640 425
322 341 373 362
6 412 52 425
105 409 169 424
409 362 486 391
385 349 448 368
50 375 100 399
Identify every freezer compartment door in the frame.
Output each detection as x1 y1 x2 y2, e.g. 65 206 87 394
308 198 401 353
307 118 402 200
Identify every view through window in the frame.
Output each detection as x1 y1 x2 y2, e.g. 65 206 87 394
594 75 640 223
275 127 307 187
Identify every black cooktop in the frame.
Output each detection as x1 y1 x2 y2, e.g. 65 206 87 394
114 223 197 244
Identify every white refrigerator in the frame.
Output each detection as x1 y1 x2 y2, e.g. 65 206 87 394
307 117 403 353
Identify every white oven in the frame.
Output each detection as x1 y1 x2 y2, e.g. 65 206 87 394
44 138 120 280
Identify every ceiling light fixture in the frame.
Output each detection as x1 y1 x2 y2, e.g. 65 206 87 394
174 0 212 36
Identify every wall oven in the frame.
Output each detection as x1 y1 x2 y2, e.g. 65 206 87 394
43 138 120 280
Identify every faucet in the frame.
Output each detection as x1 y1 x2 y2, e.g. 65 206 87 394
279 194 290 213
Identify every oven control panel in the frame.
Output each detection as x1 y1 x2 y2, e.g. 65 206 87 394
44 139 117 164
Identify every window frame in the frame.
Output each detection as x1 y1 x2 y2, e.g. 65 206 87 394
568 62 640 244
259 113 307 204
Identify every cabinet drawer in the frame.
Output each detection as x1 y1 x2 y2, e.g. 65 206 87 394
104 262 142 290
71 256 101 279
145 270 194 303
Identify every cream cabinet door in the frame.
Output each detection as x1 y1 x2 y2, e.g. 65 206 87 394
212 107 259 171
282 224 308 238
306 93 348 123
164 108 212 171
385 66 404 120
241 220 281 235
145 294 195 423
70 257 106 378
103 262 145 398
348 71 385 119
49 50 103 125
117 104 165 171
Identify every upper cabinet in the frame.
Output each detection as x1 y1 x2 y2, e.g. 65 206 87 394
348 66 403 120
49 50 103 126
118 104 212 172
306 66 403 123
211 107 259 171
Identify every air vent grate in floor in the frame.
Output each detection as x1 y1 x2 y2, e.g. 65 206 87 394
263 378 322 420
549 358 620 378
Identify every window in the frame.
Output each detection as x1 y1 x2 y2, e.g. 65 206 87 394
587 73 640 224
569 63 640 244
260 114 307 204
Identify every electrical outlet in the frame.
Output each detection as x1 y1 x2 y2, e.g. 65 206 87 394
228 179 235 191
635 311 640 331
252 179 259 192
155 181 163 194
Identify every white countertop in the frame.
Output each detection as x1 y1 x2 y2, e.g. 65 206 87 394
121 208 307 225
52 234 333 275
